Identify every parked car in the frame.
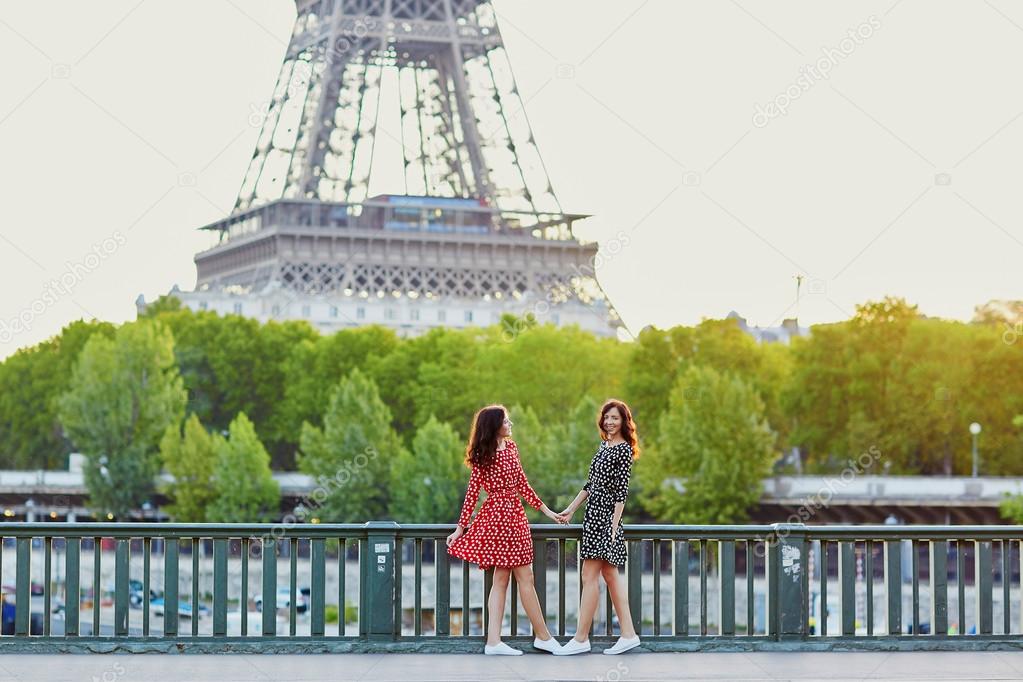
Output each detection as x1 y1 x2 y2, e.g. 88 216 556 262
0 588 43 634
151 597 209 619
255 586 308 614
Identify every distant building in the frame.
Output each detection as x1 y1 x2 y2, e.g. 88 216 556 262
727 310 809 344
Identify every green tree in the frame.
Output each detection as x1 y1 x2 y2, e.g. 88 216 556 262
389 416 464 522
159 413 220 522
480 324 628 427
0 320 115 469
640 365 776 524
57 320 187 517
999 492 1023 523
624 318 787 453
207 412 280 522
516 397 602 514
297 368 404 521
139 294 183 317
273 325 398 458
151 307 317 467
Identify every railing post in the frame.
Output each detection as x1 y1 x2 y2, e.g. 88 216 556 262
15 537 30 636
719 540 736 636
627 539 643 636
262 537 276 637
975 540 993 635
767 524 808 641
310 538 326 637
362 521 399 640
114 539 129 636
164 538 179 636
839 541 856 635
930 540 948 636
66 538 80 636
213 538 228 637
436 539 450 636
885 539 902 636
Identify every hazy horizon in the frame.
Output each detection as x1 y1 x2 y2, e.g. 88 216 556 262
1 0 1021 358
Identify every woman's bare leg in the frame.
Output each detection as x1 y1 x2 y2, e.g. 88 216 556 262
486 568 512 646
511 565 552 640
601 562 637 638
574 559 603 642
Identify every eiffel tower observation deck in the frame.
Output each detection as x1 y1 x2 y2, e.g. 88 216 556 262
158 0 622 337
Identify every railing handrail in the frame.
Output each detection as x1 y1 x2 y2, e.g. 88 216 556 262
4 521 1023 540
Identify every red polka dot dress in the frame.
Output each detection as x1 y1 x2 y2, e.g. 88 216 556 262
448 439 544 570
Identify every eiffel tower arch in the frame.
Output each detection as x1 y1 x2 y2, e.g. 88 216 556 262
150 0 623 337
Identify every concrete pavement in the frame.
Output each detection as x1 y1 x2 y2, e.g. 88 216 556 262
0 651 1022 681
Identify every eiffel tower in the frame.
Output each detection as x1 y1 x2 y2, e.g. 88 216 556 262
154 0 622 337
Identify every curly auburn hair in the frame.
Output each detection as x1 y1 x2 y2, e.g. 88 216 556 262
596 398 640 459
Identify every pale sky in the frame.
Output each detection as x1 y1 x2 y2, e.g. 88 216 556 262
1 0 1021 357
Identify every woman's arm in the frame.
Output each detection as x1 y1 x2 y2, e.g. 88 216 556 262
610 501 625 539
517 460 564 522
516 462 544 511
558 488 589 522
609 446 633 539
456 464 482 528
448 465 481 546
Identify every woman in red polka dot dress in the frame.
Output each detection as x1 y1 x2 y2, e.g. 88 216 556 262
446 404 565 656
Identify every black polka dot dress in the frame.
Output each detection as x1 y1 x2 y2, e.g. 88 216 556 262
579 440 634 566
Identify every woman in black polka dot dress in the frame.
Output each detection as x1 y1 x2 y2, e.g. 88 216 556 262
554 399 642 656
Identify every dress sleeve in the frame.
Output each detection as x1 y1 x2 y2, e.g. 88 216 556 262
612 444 633 503
513 443 544 510
457 464 482 527
582 444 599 493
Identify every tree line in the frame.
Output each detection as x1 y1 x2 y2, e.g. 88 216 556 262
1 294 1021 524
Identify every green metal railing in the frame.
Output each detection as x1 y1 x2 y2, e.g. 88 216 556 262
0 522 1021 650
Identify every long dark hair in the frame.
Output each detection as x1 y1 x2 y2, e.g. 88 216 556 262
597 398 640 459
465 404 507 468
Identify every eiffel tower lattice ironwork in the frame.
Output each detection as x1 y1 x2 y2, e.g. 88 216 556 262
153 0 624 337
235 0 562 216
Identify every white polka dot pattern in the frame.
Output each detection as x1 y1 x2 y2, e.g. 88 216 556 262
448 439 544 569
580 440 633 566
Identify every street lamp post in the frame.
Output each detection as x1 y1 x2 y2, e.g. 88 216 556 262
970 422 982 477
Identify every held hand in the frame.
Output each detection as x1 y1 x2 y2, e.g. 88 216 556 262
558 508 574 524
446 525 464 547
543 507 564 524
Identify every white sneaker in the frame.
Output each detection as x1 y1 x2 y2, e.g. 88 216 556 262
484 641 523 656
553 637 590 656
533 636 562 654
603 635 641 655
